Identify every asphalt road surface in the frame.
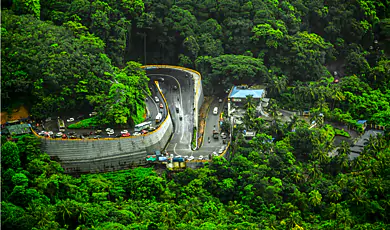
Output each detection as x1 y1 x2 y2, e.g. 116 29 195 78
146 68 227 159
201 98 228 155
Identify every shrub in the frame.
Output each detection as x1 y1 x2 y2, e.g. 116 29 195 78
334 128 351 138
68 117 98 129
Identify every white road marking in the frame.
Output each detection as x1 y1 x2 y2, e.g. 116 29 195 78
173 143 178 155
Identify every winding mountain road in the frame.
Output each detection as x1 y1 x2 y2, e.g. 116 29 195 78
145 67 228 159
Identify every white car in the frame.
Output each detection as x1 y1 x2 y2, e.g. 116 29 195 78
213 107 218 115
121 130 129 134
154 96 160 102
188 156 195 161
219 99 223 103
67 118 75 122
133 132 141 136
107 131 114 135
48 131 54 135
106 128 114 132
198 155 204 160
218 149 224 154
56 132 63 137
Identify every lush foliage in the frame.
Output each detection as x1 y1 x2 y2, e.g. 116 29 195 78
1 10 149 126
2 126 390 229
2 0 390 229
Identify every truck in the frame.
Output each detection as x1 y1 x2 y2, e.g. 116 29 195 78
213 130 219 139
57 118 66 132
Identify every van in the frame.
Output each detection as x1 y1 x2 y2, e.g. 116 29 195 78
213 107 218 115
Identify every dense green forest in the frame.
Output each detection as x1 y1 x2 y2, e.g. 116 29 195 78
2 0 390 126
2 0 390 229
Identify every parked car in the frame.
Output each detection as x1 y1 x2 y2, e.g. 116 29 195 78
219 99 223 103
107 131 115 135
198 155 204 160
159 103 163 108
158 77 164 82
154 96 160 102
56 132 63 137
62 134 67 139
93 135 102 139
95 130 102 134
188 156 195 161
121 130 129 134
121 133 131 137
148 126 156 131
133 132 141 136
105 128 113 132
67 118 75 122
141 130 148 134
70 135 77 139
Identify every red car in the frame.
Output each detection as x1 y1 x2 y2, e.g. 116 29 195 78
159 103 163 108
122 133 131 137
141 130 148 134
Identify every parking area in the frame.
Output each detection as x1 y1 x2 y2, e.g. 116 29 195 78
38 83 166 139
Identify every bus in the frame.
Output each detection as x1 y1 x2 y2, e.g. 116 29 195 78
58 118 66 132
155 113 162 123
134 121 152 132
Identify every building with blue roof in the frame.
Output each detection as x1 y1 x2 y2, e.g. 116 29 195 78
227 85 267 116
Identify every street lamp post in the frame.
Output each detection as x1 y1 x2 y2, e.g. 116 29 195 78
137 32 147 64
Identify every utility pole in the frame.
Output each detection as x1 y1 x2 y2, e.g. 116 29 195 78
143 32 147 65
136 32 147 65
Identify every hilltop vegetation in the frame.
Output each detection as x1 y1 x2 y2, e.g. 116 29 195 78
1 0 390 229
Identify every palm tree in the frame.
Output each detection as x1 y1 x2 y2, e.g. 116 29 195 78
243 107 255 129
351 189 368 207
307 161 322 180
309 190 322 207
244 95 256 110
268 75 288 97
337 141 351 156
268 99 280 121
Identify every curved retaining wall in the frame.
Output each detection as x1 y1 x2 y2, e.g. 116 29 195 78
36 78 173 173
40 114 173 173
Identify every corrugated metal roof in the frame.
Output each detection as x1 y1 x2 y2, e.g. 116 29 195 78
3 124 31 135
229 86 265 99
